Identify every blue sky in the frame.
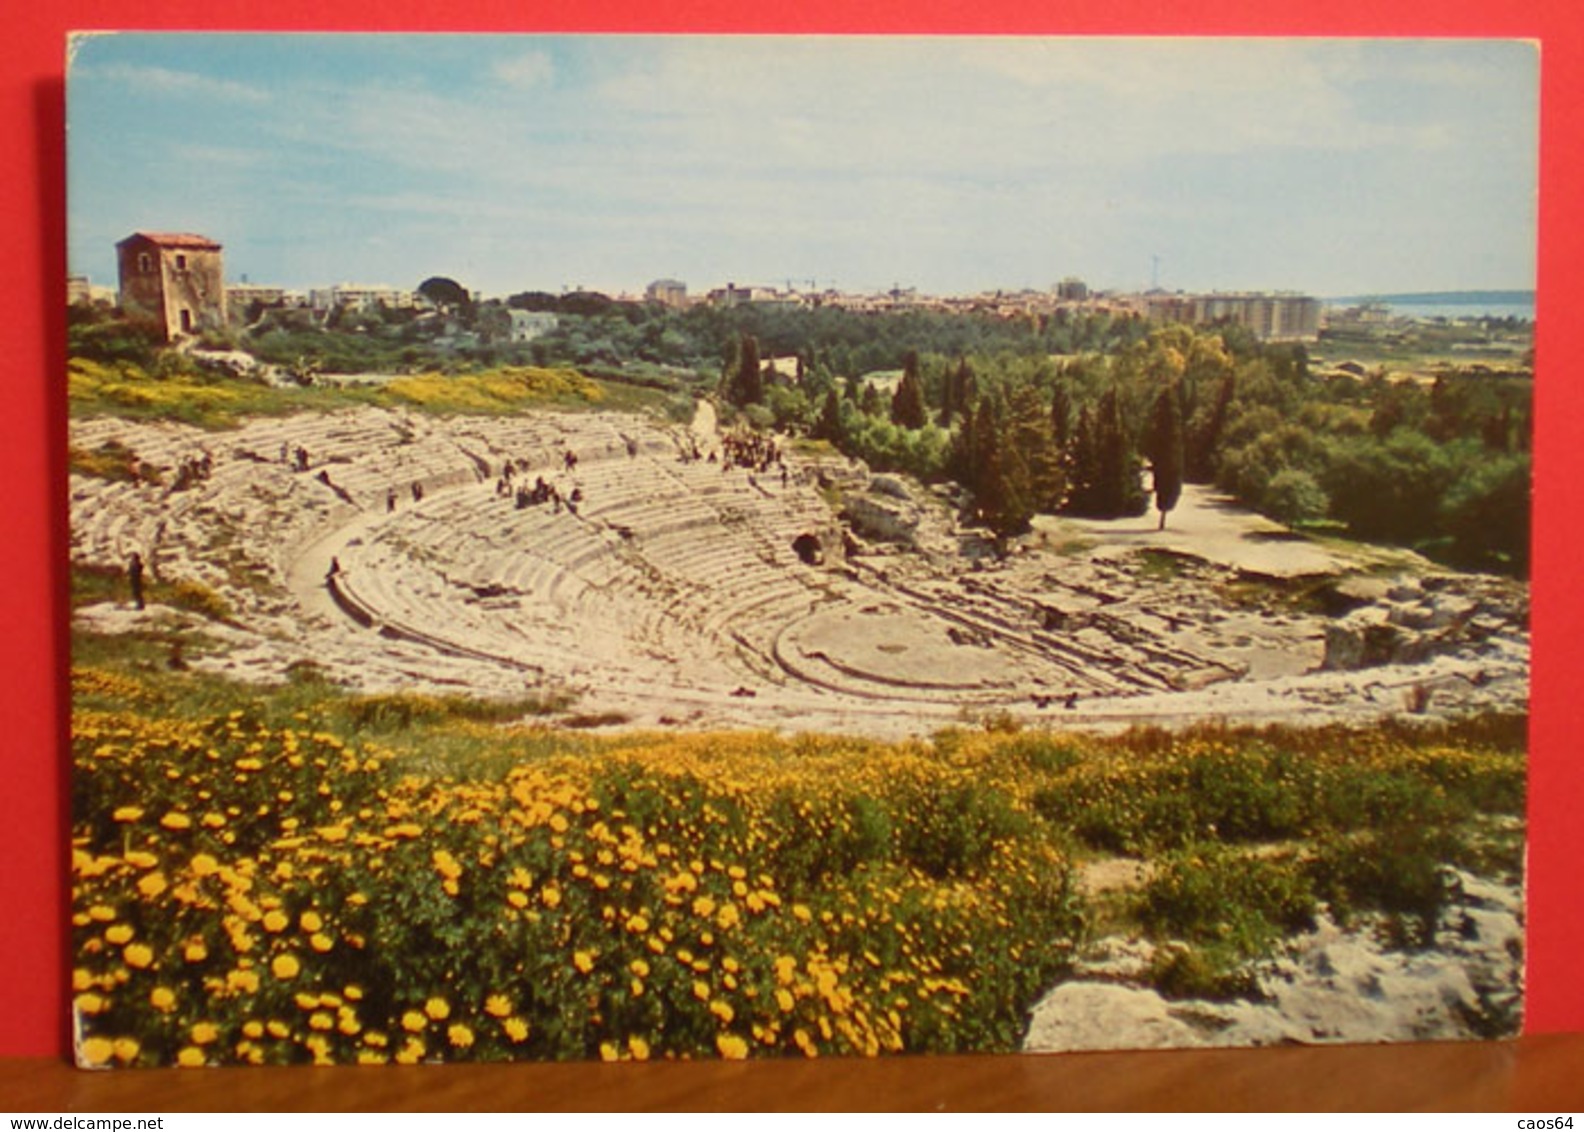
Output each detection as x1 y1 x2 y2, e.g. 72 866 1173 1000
66 34 1539 299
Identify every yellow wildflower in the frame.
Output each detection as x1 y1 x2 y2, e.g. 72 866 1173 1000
261 910 289 933
79 1037 113 1067
228 969 260 994
394 1038 425 1065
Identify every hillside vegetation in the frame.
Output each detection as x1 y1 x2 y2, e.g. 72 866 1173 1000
70 295 1532 576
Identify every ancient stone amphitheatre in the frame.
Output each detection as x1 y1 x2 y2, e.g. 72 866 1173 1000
69 402 1529 736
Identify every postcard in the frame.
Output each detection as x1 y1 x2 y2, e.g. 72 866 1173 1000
66 33 1535 1066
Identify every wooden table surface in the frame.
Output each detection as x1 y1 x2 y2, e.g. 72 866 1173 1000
5 1033 1584 1111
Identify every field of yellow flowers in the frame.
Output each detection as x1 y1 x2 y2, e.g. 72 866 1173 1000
70 658 1526 1067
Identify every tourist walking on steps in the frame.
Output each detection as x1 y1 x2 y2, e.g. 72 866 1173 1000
127 552 145 611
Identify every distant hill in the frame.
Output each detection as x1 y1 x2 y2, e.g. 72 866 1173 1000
1328 290 1535 307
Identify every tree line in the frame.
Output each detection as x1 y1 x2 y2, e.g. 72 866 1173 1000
68 290 1531 577
722 321 1531 577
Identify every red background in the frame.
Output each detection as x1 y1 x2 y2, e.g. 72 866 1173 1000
3 0 1580 1060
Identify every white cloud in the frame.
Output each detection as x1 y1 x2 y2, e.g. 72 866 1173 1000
89 61 269 104
492 49 555 90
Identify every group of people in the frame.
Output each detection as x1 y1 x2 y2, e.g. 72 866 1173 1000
281 442 313 473
167 451 214 493
718 429 783 476
385 482 425 512
491 452 586 517
509 477 583 515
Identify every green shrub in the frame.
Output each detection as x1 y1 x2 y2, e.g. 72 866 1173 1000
1137 842 1316 959
1306 827 1460 948
168 578 233 622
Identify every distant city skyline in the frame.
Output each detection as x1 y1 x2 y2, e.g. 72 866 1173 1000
67 35 1540 300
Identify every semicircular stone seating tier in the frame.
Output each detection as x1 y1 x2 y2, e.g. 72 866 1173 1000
68 407 1216 711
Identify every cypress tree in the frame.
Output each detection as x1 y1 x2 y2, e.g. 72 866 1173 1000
1063 404 1102 516
951 401 978 489
1188 371 1236 483
940 358 976 428
1051 380 1073 450
1107 387 1148 517
1149 382 1186 529
726 333 764 407
815 387 844 443
971 396 1006 532
1007 384 1063 515
891 351 927 429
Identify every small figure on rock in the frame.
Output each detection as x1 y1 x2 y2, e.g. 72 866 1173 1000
127 552 145 611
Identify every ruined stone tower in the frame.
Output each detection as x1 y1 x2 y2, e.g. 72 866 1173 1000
115 231 227 342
